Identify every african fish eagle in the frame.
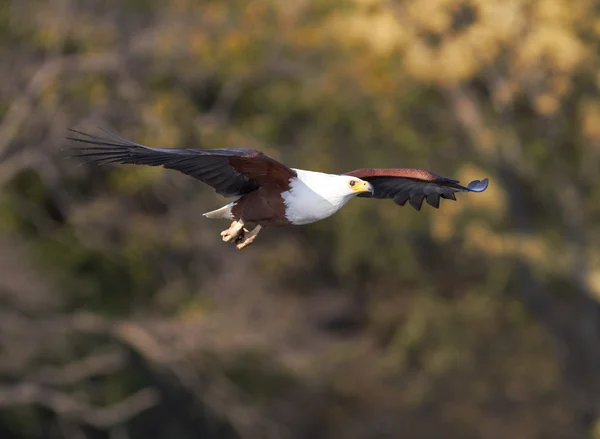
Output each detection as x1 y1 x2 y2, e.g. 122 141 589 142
67 129 489 249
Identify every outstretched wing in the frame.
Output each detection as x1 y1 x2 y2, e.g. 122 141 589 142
344 168 488 210
66 129 297 197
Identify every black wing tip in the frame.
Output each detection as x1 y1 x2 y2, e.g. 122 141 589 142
466 178 489 192
409 195 425 211
426 193 440 209
442 177 461 184
65 128 103 144
66 127 99 139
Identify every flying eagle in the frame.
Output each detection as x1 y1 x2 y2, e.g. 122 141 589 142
67 129 489 250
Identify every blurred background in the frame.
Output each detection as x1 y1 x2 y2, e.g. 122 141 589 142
1 0 599 438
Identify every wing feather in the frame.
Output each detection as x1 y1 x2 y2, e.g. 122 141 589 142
66 129 296 197
345 168 488 211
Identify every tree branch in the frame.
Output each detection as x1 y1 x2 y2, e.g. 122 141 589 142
0 383 160 429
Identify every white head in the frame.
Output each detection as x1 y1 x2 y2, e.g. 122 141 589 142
283 170 375 225
291 170 373 204
331 175 374 201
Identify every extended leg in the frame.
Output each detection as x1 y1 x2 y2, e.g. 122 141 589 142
236 225 263 250
220 220 246 243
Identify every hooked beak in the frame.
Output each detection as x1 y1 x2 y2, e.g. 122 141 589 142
353 180 374 195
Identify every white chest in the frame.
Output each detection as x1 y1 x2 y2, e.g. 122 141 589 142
281 169 354 225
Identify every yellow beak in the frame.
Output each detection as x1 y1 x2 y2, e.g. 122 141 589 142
352 180 374 194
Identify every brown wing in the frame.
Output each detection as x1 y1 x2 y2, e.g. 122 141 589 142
345 168 488 210
66 129 297 197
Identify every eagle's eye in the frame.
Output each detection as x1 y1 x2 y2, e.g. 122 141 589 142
349 180 356 187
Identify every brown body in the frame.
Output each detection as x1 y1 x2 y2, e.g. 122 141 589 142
231 187 290 227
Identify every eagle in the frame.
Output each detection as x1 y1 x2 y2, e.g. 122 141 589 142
67 129 489 250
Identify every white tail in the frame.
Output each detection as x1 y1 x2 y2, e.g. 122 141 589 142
202 203 235 220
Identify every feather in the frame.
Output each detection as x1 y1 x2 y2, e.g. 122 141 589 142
345 168 488 210
66 128 296 198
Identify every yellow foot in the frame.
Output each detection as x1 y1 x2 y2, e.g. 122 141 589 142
220 221 236 237
221 221 245 243
235 225 262 250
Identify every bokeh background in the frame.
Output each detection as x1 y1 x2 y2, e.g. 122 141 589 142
1 0 600 438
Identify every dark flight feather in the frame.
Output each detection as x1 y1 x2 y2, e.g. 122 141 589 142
344 168 488 211
66 129 296 197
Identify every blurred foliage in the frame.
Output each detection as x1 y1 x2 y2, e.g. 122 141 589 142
1 0 600 438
